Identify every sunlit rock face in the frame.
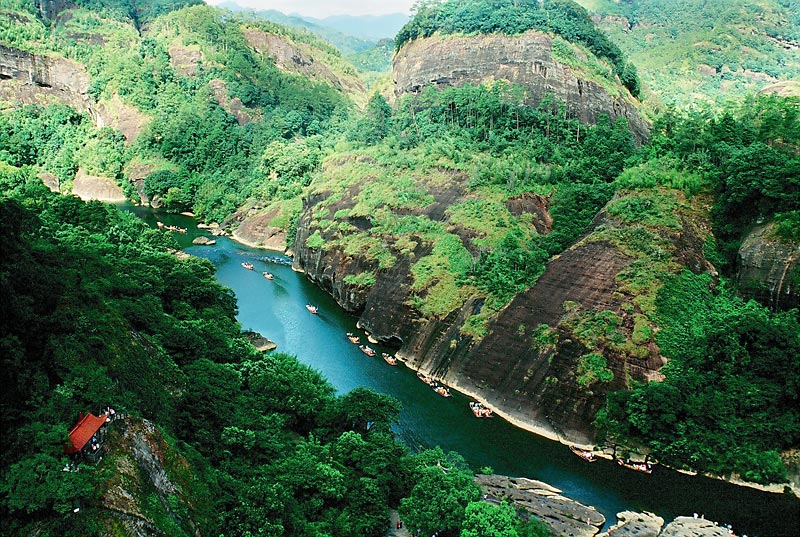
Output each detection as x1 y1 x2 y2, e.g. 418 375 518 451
392 30 650 144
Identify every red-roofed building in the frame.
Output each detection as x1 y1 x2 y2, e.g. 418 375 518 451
65 412 108 460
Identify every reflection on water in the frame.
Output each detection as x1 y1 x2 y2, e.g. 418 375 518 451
122 205 799 536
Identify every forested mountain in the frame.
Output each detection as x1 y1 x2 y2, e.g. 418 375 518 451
0 0 799 535
574 0 800 105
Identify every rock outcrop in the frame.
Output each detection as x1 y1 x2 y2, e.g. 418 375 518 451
0 45 147 141
101 417 203 536
477 474 604 536
659 516 732 537
72 168 127 202
599 511 664 537
392 31 650 144
294 178 714 443
243 28 366 102
229 202 289 252
736 223 799 311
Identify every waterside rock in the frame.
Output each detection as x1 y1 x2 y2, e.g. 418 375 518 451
244 330 277 352
476 474 603 536
598 511 664 537
228 202 288 252
660 516 732 537
192 236 216 246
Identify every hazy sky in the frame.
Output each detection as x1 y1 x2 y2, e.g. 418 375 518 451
206 0 417 17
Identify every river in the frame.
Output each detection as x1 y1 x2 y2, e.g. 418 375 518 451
125 207 799 536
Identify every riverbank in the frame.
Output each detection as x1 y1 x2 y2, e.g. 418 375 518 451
181 213 796 506
405 359 799 498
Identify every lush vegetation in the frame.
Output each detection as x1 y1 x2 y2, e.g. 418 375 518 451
0 1 358 227
596 271 800 484
0 0 798 523
396 0 640 96
306 82 634 324
0 169 553 535
578 0 800 105
588 94 800 481
641 95 800 265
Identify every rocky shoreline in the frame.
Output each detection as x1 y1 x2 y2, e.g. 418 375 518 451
478 474 751 537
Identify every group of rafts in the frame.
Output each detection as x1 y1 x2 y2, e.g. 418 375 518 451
156 221 187 233
240 261 276 281
243 260 652 465
568 445 655 474
346 332 494 418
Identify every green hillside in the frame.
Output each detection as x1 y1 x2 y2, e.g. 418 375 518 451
0 1 362 227
575 0 800 105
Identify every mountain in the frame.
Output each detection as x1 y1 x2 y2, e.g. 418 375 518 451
1 0 798 523
574 0 800 106
302 13 410 40
287 0 800 483
213 0 378 54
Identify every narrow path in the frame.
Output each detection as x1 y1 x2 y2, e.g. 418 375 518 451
386 509 411 537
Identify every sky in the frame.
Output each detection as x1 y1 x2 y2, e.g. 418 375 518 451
206 0 417 18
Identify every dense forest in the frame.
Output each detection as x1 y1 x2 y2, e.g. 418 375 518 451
1 0 799 534
0 167 553 535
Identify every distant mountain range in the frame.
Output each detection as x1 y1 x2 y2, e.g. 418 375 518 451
300 13 409 40
214 1 409 40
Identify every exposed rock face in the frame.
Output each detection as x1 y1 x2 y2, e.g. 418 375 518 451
243 28 366 98
101 418 201 537
0 45 147 141
737 223 799 311
34 0 68 21
168 43 204 77
392 31 650 144
598 511 664 537
72 168 127 202
476 474 604 537
294 179 713 442
208 78 257 126
0 44 93 110
229 202 288 252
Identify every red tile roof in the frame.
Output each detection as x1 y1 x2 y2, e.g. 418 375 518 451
65 413 107 454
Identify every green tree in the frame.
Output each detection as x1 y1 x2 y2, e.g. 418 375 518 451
400 448 481 536
461 501 520 537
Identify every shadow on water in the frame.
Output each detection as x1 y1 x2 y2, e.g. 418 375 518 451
122 206 800 536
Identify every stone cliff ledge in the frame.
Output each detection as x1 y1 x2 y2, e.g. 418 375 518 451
392 31 650 144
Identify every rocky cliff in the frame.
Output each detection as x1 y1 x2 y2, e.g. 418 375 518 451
294 151 714 443
736 222 799 311
392 31 650 144
243 28 367 103
95 417 207 536
0 45 148 142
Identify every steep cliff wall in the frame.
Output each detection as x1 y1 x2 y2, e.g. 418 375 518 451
294 152 714 443
392 31 650 144
737 223 799 311
0 45 148 141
